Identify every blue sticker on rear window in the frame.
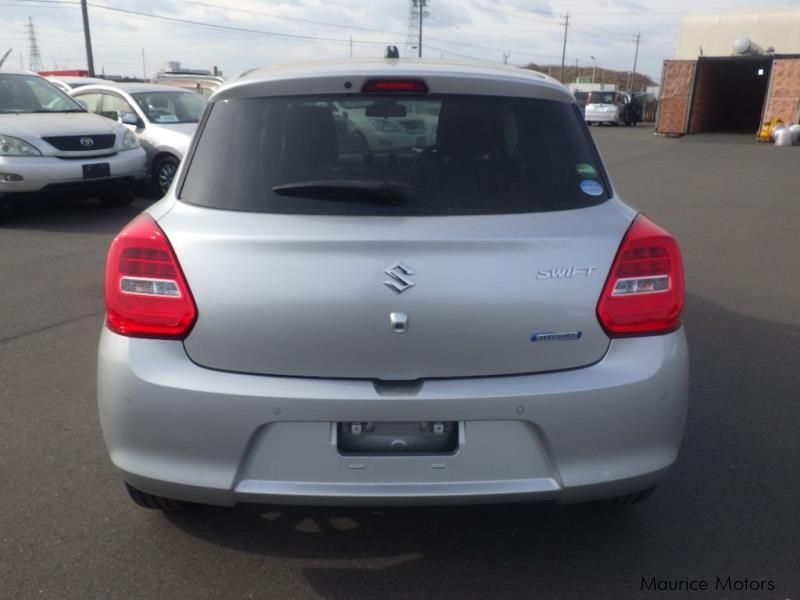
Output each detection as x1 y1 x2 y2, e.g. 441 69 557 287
580 179 604 197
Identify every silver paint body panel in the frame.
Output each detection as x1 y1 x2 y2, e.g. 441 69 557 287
98 327 688 506
97 59 687 506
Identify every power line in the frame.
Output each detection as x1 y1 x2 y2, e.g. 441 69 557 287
21 0 556 63
172 0 401 37
86 3 401 47
424 43 501 64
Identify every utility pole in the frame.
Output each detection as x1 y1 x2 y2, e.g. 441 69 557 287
630 32 641 92
349 35 353 58
141 48 146 80
503 52 510 65
559 12 570 83
591 55 597 84
418 0 427 58
80 0 95 76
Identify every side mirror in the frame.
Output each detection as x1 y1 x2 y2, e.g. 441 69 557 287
119 111 142 127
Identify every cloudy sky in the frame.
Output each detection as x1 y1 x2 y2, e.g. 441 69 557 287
2 0 799 81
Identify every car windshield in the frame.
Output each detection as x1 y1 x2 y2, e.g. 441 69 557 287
132 91 206 124
0 74 85 113
589 91 616 104
180 93 609 216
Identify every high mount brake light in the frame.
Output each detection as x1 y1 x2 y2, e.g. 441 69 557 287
104 213 197 339
596 215 685 337
361 79 429 93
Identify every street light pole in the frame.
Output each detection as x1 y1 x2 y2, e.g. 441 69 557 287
590 55 597 84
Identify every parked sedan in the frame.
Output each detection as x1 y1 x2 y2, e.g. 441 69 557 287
71 83 206 195
0 70 146 211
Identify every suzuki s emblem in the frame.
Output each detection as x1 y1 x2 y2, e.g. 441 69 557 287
79 137 95 148
383 261 416 293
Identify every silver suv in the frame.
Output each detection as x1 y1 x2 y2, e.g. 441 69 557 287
98 58 689 511
0 71 146 209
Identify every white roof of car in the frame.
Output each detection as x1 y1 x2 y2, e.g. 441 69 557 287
216 58 572 103
71 82 198 94
46 75 108 85
0 69 39 76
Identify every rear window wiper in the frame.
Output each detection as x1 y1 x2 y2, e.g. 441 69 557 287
272 180 412 205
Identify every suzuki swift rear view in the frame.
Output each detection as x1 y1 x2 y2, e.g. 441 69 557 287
97 58 688 511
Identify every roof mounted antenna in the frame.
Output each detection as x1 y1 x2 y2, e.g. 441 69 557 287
385 46 400 59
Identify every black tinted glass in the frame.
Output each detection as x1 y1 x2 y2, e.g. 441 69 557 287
180 94 609 216
589 91 616 104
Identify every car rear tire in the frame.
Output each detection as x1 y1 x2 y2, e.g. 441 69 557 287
125 482 185 511
153 155 180 197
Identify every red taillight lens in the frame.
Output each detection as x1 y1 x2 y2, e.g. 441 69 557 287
361 79 428 93
597 215 685 337
104 213 197 339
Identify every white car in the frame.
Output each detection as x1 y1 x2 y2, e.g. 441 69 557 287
71 83 206 195
585 91 630 126
45 76 109 94
0 70 146 211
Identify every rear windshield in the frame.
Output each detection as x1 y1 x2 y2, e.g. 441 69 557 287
588 91 616 105
180 94 609 216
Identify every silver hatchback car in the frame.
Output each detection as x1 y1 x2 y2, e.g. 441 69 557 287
98 58 688 511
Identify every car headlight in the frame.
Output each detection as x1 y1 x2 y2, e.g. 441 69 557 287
120 130 140 150
0 134 42 157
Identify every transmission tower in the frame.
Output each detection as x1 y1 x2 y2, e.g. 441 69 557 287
27 17 44 72
405 0 429 58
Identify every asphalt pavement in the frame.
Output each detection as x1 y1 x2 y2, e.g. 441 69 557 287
1 126 798 599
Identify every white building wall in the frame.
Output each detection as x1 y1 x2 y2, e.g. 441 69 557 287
676 10 800 59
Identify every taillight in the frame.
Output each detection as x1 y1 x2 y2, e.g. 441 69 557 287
596 215 684 337
104 213 197 339
362 79 428 93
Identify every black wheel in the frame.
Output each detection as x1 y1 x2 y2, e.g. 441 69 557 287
604 485 657 506
153 155 179 197
98 187 135 208
125 482 185 511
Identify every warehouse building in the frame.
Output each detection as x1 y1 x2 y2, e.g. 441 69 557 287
656 10 800 135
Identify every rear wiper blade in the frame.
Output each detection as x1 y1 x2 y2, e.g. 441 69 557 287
272 180 412 204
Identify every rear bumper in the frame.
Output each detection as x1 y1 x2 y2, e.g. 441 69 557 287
97 328 689 507
0 149 147 196
585 110 620 123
